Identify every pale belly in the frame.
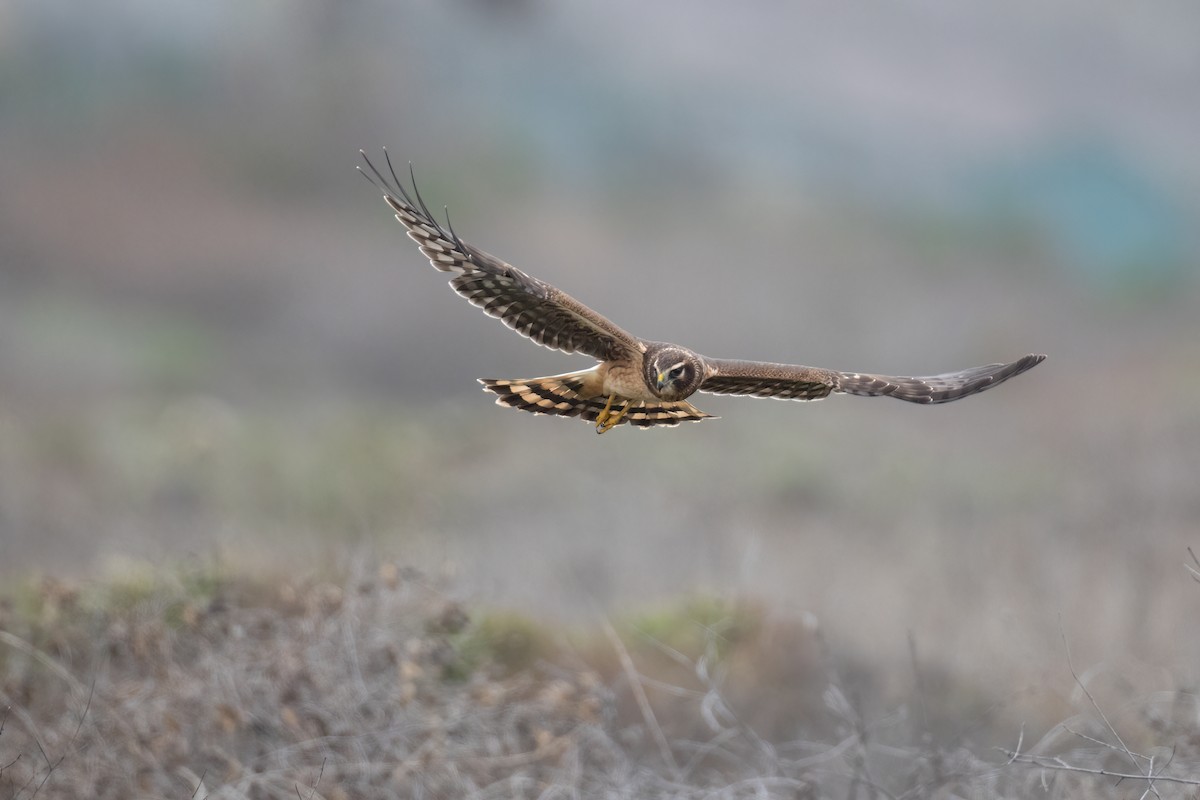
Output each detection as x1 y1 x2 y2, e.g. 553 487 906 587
599 361 658 401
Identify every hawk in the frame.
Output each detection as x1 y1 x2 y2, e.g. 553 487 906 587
361 151 1045 434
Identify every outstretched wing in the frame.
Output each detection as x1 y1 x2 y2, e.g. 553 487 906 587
700 353 1045 404
360 150 642 363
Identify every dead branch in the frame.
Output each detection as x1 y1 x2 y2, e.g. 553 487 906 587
1059 620 1159 798
600 617 680 777
999 751 1200 788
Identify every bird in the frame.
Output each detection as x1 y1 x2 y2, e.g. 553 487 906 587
360 150 1045 434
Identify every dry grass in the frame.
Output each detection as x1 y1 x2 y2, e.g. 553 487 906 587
2 562 1198 799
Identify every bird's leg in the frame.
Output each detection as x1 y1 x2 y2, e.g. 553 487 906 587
594 393 616 432
595 396 632 434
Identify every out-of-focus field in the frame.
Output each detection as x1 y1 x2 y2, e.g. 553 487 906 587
4 564 1200 797
2 1 1199 796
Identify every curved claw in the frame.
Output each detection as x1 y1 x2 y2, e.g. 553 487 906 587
594 394 631 434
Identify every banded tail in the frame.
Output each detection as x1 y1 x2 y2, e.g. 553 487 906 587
480 373 714 429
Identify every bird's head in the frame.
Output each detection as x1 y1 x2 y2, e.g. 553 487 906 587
645 345 703 401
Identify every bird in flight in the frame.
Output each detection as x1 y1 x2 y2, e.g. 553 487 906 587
360 151 1045 434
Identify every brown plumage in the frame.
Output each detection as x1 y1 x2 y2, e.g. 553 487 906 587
360 151 1045 433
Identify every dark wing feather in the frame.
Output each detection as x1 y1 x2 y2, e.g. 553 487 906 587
833 353 1046 403
701 354 1045 404
360 150 641 362
699 359 838 401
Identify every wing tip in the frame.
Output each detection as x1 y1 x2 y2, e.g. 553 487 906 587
1009 352 1047 377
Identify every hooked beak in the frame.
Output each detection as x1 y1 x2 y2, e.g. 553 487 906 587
655 372 667 390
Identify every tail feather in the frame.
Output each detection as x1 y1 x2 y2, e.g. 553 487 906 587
479 375 714 429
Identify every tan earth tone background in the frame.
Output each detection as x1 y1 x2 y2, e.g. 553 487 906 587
1 2 1198 797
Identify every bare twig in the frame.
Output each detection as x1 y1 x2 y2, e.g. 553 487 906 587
1000 752 1200 788
186 767 208 799
296 757 326 800
0 629 159 772
1000 622 1175 799
600 617 680 776
26 740 66 800
1003 723 1025 766
70 679 94 745
22 677 95 800
1059 621 1157 798
0 705 10 787
1062 723 1148 757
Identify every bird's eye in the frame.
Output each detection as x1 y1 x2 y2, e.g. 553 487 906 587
669 366 684 379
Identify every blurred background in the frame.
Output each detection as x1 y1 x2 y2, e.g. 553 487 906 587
1 0 1198 716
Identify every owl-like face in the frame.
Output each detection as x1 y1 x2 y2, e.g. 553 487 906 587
646 346 703 400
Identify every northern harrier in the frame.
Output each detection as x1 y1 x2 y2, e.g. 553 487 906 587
361 151 1045 433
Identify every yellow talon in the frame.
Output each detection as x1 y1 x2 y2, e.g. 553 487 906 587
595 395 630 434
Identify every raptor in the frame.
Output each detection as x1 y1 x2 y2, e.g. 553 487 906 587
361 151 1044 434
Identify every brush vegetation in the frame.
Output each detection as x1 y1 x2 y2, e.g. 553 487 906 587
2 561 1198 799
